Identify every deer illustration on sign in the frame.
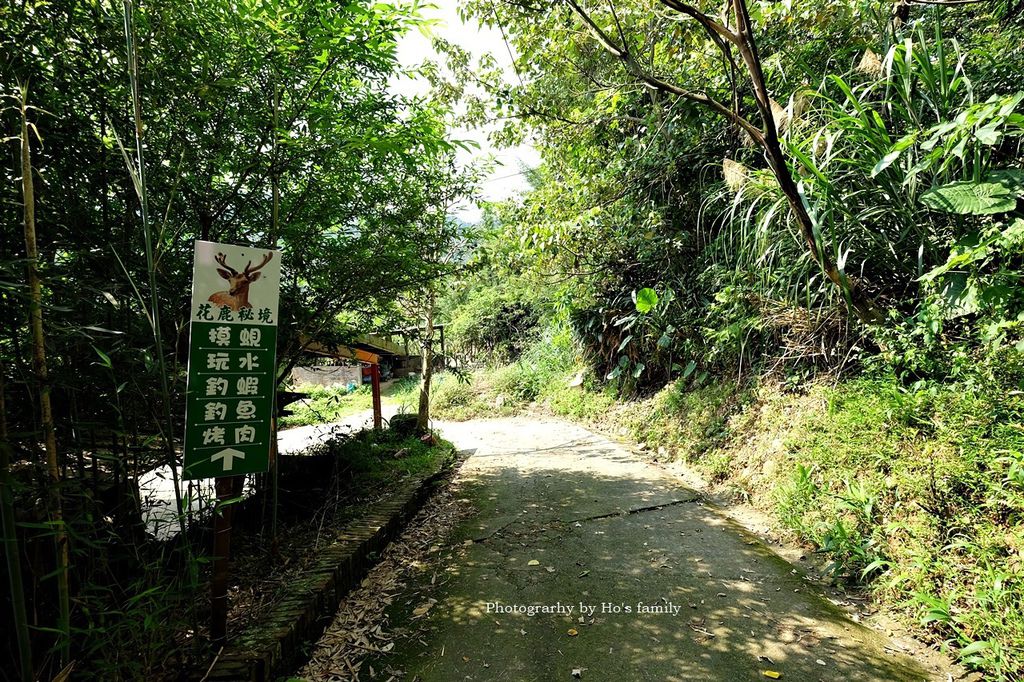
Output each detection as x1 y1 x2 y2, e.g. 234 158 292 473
208 251 273 311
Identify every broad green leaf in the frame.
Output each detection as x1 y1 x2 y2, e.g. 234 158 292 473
634 288 658 313
959 640 992 658
975 123 1001 145
937 274 978 318
871 151 903 177
92 346 113 369
919 180 1017 215
999 218 1024 246
989 169 1024 191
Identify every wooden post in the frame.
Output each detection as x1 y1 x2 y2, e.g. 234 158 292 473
269 410 280 550
371 363 382 429
210 475 238 646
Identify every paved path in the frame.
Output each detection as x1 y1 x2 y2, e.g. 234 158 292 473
366 417 940 681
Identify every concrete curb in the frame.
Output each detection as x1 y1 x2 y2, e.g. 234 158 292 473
203 458 452 681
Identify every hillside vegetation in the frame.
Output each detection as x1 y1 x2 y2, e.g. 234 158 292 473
427 2 1024 677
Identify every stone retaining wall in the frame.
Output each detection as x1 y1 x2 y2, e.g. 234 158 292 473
204 462 450 681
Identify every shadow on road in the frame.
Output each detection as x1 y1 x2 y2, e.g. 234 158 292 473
359 418 938 681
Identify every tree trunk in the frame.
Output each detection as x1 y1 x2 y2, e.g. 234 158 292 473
19 85 71 666
416 290 436 434
729 0 885 324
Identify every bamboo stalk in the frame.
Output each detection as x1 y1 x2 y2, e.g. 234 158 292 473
121 0 187 540
19 83 71 667
269 80 281 547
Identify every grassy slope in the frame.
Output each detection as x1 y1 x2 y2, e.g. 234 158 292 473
429 360 1024 678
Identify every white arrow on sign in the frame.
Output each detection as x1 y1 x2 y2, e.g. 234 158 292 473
211 447 246 471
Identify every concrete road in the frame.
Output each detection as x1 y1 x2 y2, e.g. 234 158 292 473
366 417 945 681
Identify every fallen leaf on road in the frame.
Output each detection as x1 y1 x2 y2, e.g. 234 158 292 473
528 559 540 566
571 667 585 678
762 671 781 679
546 566 555 573
567 628 578 636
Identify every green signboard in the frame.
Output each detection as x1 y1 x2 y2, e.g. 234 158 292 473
183 240 282 479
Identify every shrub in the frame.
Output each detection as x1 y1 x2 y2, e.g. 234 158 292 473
388 413 418 437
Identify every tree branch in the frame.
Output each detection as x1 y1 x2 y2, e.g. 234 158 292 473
563 0 764 145
657 0 741 46
562 0 885 323
564 0 626 58
659 0 745 125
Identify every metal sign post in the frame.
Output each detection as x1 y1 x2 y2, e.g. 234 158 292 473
182 240 281 646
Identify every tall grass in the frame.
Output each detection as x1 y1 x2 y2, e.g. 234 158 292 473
592 369 1024 678
701 23 980 316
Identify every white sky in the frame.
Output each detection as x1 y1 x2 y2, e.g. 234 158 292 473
394 1 540 222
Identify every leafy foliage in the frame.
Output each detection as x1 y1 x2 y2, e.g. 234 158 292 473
0 0 475 676
455 1 1024 387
